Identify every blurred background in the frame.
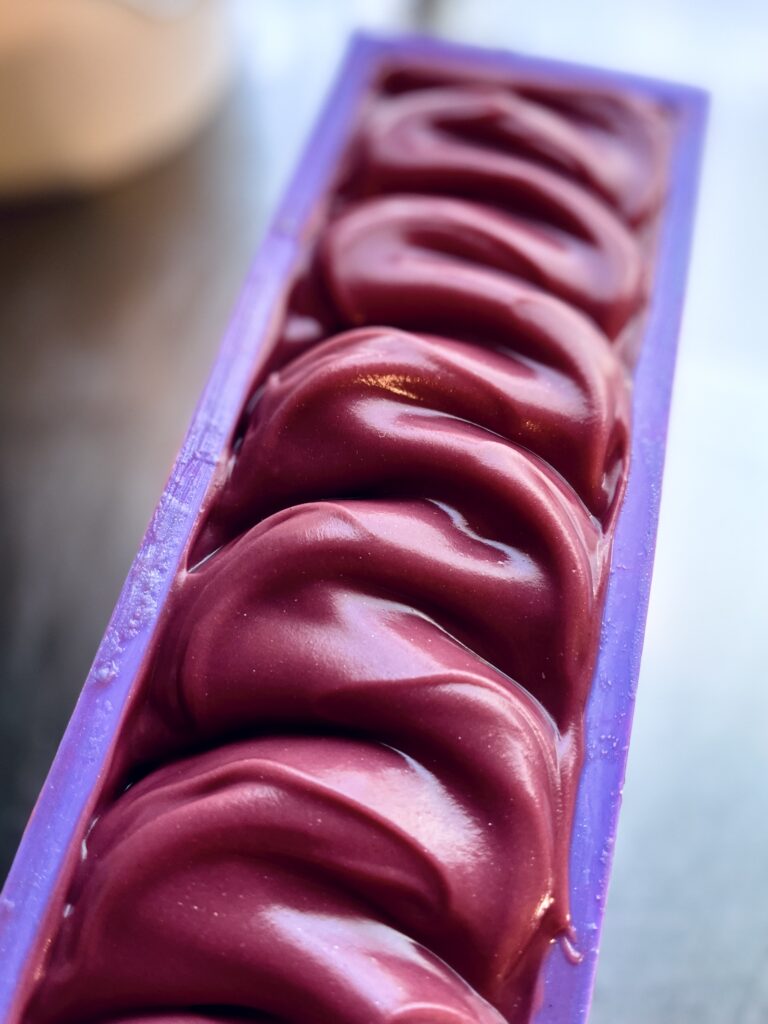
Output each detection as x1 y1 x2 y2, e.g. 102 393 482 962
1 1 766 1021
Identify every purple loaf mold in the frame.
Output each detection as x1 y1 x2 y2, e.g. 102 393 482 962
0 33 707 1024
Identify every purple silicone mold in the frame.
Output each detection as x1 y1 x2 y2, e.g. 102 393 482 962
0 33 707 1024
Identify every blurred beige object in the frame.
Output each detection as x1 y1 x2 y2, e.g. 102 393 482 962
0 0 236 196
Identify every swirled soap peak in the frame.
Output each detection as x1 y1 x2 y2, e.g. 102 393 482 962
24 56 669 1024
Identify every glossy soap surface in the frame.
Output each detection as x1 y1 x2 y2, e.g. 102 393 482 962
25 61 667 1024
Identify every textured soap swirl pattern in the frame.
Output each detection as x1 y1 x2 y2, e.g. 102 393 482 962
27 70 666 1024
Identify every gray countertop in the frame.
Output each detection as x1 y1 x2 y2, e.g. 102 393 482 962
1 2 766 1021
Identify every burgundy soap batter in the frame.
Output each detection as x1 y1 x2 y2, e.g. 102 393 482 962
24 60 668 1024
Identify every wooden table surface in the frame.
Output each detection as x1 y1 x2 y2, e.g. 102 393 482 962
2 4 767 1022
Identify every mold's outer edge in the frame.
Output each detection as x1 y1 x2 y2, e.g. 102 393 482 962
532 70 709 1024
0 31 708 1023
